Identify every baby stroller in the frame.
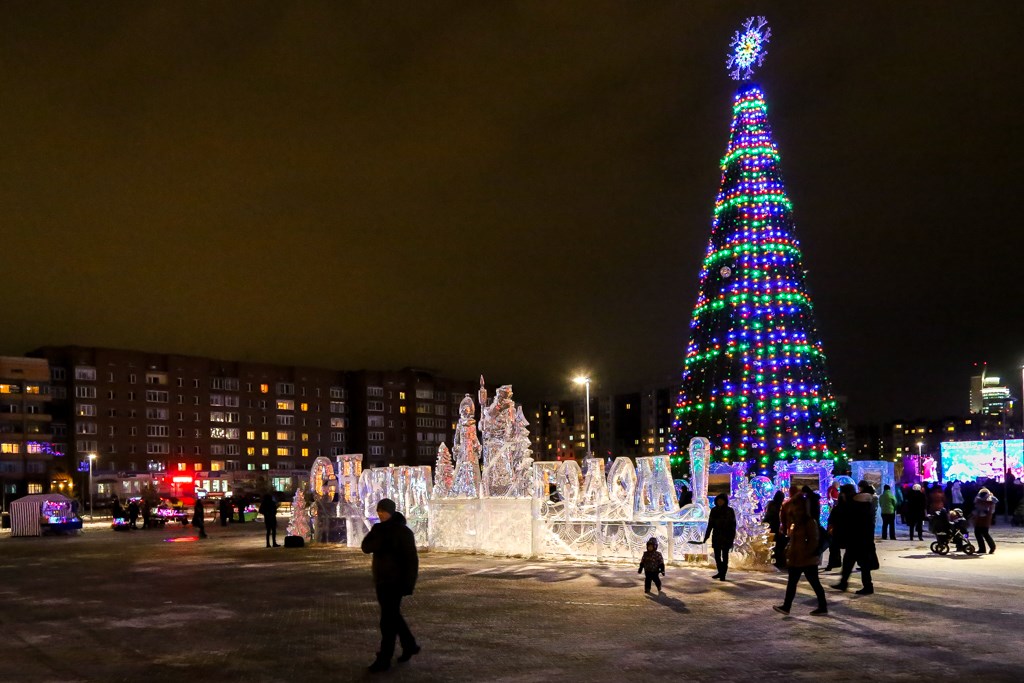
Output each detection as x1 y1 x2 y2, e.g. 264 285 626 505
928 508 976 555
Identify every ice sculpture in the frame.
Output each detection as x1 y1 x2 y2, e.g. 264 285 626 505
451 394 482 497
774 459 834 526
480 384 520 497
606 457 638 520
510 406 535 496
676 438 711 522
357 465 432 546
730 475 771 565
635 456 680 518
581 458 609 508
555 459 584 517
287 482 313 541
750 475 775 513
433 443 455 498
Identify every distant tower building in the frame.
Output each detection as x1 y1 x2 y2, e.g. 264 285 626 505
969 365 1014 418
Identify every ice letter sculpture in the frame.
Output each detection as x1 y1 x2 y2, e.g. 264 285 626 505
635 456 680 518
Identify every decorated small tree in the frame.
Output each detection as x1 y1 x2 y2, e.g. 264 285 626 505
287 483 313 541
433 442 455 497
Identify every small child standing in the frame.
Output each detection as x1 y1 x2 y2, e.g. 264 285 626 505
638 538 665 594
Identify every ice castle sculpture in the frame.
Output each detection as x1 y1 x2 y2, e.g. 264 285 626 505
432 442 455 498
450 394 482 497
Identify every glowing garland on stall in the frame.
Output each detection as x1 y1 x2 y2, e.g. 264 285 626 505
672 17 846 473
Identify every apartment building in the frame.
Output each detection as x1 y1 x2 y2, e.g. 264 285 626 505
0 357 56 496
31 346 350 478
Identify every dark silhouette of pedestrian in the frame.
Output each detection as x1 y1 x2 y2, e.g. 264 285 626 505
826 484 855 570
259 493 280 547
972 488 997 554
833 481 878 595
773 491 828 616
763 490 786 568
127 500 140 529
905 484 926 540
236 497 246 523
193 499 207 539
140 500 151 529
703 493 737 581
879 484 897 540
638 538 665 594
678 484 693 508
362 498 419 673
219 497 232 527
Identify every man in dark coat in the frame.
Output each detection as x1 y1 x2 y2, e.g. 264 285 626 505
259 493 280 548
362 498 419 673
219 496 232 527
702 493 737 581
832 481 878 595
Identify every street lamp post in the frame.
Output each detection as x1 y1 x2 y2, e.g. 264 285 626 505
573 376 592 458
88 453 96 521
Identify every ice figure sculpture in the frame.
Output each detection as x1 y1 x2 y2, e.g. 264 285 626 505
510 406 535 497
451 394 482 497
359 467 390 519
310 456 338 502
730 475 771 564
581 458 609 508
606 457 638 520
433 443 455 498
635 456 680 518
358 465 432 546
677 438 711 522
481 384 517 497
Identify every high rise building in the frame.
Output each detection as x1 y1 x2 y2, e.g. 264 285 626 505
969 365 1014 419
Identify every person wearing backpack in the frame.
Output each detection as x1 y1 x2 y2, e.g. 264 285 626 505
773 491 828 616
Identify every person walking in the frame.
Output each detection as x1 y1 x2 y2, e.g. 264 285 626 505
972 488 998 554
951 481 964 508
259 493 280 548
638 538 666 594
763 491 786 569
879 484 897 540
703 493 737 581
773 491 828 616
362 498 419 673
906 484 926 541
192 498 207 539
236 497 247 524
825 484 855 570
832 481 878 596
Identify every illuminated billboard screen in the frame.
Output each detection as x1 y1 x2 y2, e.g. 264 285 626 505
940 440 1024 482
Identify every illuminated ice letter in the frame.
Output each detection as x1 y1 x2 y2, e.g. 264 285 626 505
635 456 679 518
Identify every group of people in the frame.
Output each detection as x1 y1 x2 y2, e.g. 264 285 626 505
189 493 280 545
893 481 1000 553
111 496 150 529
762 481 880 616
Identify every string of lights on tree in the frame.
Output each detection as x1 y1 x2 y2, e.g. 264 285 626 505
670 17 846 473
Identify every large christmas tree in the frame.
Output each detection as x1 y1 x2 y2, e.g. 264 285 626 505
673 17 845 472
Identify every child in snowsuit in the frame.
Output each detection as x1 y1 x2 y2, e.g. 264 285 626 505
638 538 665 594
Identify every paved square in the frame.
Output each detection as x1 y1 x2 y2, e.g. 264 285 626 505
1 520 1022 682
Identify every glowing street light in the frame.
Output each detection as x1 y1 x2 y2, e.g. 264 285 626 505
87 453 96 521
573 376 592 458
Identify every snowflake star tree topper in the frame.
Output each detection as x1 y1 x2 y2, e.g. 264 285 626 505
726 16 771 81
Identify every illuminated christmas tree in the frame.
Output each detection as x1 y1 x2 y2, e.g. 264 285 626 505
672 17 846 473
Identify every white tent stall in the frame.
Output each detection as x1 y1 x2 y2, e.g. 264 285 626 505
10 493 82 537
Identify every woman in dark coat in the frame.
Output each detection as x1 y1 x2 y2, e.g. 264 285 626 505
763 491 786 568
703 493 737 581
773 492 828 616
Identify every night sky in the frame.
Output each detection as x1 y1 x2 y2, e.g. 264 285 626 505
2 3 1022 423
